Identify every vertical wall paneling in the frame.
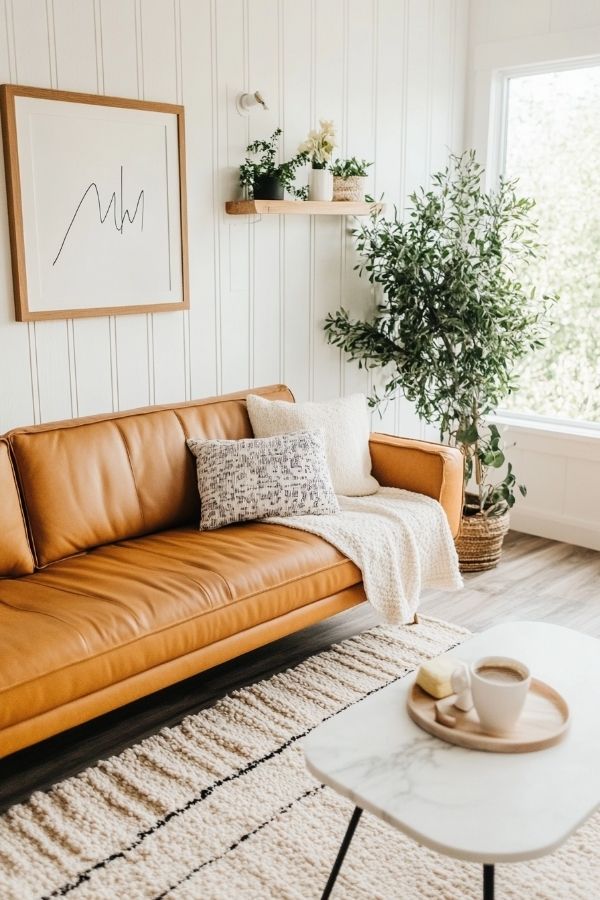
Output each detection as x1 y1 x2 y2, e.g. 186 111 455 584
3 0 594 550
11 0 51 85
248 0 281 388
100 0 139 97
174 0 192 401
0 0 35 430
451 0 469 153
140 0 187 405
209 0 223 395
312 0 344 401
100 0 152 410
0 0 469 431
139 0 177 103
53 0 98 92
430 0 453 173
181 0 218 400
244 0 254 389
370 0 406 435
12 0 73 423
281 0 311 401
96 0 121 413
404 0 431 203
53 0 115 417
392 0 432 440
340 0 373 401
140 0 156 405
277 0 284 384
216 0 250 394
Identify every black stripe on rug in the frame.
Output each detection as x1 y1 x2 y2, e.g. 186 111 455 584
42 665 413 899
43 639 463 899
152 785 326 900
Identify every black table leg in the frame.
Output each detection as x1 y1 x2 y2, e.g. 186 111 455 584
321 806 363 900
483 864 495 900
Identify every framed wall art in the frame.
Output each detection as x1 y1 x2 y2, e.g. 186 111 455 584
0 84 189 321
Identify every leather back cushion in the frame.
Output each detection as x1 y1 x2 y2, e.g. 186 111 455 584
0 439 35 576
8 385 293 567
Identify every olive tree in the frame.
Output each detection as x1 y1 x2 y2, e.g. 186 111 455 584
325 151 556 515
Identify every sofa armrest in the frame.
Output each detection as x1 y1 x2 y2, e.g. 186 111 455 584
369 432 464 538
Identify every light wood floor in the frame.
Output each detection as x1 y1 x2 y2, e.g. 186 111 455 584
1 530 599 812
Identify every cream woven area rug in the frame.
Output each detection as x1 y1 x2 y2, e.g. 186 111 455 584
1 616 599 899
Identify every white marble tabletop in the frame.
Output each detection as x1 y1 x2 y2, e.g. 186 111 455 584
304 621 600 863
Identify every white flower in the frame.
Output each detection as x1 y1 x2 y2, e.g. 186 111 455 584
298 120 337 165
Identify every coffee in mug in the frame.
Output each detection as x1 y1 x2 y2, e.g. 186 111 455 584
475 665 526 685
470 656 531 735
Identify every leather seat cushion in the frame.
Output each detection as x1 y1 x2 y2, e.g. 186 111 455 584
0 523 360 731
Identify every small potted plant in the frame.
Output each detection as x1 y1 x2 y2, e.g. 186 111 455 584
330 157 373 201
298 120 337 201
239 128 308 200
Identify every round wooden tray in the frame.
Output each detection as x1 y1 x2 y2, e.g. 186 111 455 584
407 677 570 753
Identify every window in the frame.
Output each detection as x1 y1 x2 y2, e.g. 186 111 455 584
500 64 600 426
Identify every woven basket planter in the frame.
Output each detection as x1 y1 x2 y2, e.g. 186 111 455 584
455 507 510 573
332 175 368 202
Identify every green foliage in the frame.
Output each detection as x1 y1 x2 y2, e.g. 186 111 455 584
501 68 600 422
239 128 309 200
324 151 556 516
330 157 373 178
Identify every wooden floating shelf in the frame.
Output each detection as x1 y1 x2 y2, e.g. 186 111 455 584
225 199 382 216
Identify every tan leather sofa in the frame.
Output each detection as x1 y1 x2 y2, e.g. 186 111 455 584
0 384 463 758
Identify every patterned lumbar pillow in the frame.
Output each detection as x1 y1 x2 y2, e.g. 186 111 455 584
186 430 339 531
246 392 379 497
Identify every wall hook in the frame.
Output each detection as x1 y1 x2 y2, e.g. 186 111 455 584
236 91 269 115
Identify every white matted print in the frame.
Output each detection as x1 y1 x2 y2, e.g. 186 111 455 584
0 85 188 320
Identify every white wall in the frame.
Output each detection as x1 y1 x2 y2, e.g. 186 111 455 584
467 0 600 551
0 0 468 439
2 1 598 552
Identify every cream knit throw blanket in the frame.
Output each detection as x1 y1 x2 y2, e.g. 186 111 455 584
265 487 463 624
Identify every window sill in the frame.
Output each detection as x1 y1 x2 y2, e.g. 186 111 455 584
491 413 600 463
492 411 600 444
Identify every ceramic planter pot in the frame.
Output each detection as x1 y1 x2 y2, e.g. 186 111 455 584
332 174 368 202
253 175 284 200
308 168 333 201
455 496 510 572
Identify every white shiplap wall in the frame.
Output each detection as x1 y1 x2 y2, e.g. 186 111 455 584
0 0 468 435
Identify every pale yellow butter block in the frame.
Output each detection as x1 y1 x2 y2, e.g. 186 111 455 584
416 656 458 699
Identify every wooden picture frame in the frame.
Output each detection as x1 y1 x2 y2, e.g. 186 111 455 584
0 84 189 321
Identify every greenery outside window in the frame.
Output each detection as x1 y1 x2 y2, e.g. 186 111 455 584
498 63 600 428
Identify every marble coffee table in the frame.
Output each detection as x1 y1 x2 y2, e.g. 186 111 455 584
304 621 600 899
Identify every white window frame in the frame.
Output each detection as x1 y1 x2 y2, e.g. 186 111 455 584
469 34 600 439
486 56 600 190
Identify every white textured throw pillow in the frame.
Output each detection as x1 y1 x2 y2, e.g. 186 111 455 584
186 431 339 531
246 393 379 497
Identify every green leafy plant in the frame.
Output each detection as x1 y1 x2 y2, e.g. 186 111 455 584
324 150 557 517
239 128 309 199
330 157 373 178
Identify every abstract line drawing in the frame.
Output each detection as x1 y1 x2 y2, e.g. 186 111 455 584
53 166 145 265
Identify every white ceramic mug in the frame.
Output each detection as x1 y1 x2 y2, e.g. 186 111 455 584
470 656 531 735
